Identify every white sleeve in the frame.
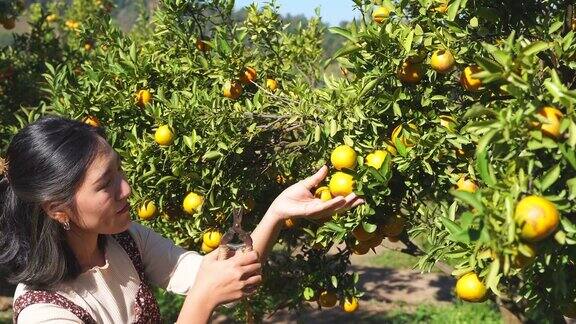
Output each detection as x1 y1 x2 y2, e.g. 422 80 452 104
17 303 82 323
128 222 203 295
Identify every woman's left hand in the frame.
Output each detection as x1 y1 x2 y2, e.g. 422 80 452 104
266 165 364 221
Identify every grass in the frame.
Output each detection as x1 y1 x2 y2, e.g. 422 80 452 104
366 249 422 269
362 301 502 324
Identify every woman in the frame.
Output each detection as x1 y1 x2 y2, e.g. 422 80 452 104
0 116 363 323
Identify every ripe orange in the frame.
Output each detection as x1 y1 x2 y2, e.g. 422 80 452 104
434 0 449 13
137 201 157 221
352 226 376 241
83 115 101 128
319 291 338 308
239 67 257 84
364 150 388 169
203 230 223 249
266 78 278 92
314 186 333 201
284 218 298 229
154 125 174 146
223 80 243 99
372 6 391 23
514 195 559 242
381 215 405 237
331 145 357 170
201 242 214 254
46 14 58 23
341 297 359 313
430 50 455 74
460 65 482 91
136 89 152 107
535 106 564 139
457 176 478 193
397 61 424 84
196 38 210 52
388 236 400 242
329 172 355 197
65 19 80 30
455 272 487 302
364 235 383 249
183 192 204 214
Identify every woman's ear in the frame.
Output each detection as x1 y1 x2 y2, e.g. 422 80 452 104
41 201 70 224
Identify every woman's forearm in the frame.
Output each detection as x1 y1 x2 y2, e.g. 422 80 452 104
250 210 282 261
176 288 216 324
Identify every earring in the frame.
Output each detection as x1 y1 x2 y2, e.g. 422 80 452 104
63 220 71 231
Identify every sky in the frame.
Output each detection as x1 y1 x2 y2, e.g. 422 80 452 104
234 0 358 26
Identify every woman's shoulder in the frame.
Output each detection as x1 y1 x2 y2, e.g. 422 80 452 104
13 284 84 323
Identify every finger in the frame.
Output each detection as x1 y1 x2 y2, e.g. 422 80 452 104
300 165 328 190
204 248 220 261
240 263 262 277
232 250 260 266
243 274 263 287
335 195 364 213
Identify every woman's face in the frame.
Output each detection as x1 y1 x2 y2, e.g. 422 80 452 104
71 140 132 234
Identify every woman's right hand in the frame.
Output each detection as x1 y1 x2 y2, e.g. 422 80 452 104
193 248 262 307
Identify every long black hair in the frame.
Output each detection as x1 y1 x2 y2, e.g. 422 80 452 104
0 116 107 289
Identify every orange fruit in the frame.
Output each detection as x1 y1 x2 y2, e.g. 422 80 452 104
137 201 157 220
460 65 482 91
183 192 204 214
314 186 333 201
331 145 357 170
203 230 223 249
201 242 214 254
196 38 210 52
284 218 298 229
136 89 152 107
381 215 405 237
239 67 257 84
388 236 400 242
372 6 391 23
397 60 424 84
365 236 383 249
266 78 278 92
352 226 376 241
328 172 355 197
341 297 359 313
223 80 243 99
434 0 449 13
456 272 487 302
430 50 455 74
83 115 101 128
84 42 93 51
364 150 388 169
46 14 58 23
534 106 564 139
514 195 560 242
319 291 338 308
154 125 174 146
457 176 478 193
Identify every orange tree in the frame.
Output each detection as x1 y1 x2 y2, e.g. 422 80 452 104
35 0 374 321
325 0 576 321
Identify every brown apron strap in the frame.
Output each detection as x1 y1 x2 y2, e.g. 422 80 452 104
12 290 97 324
111 231 146 281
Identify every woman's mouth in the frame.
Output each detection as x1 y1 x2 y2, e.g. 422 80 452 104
117 203 130 214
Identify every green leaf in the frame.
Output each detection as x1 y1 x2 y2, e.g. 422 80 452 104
522 41 551 57
328 27 356 42
447 0 462 21
450 189 484 213
403 30 414 52
202 151 222 161
476 150 497 187
362 222 378 233
539 164 561 191
441 217 462 236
